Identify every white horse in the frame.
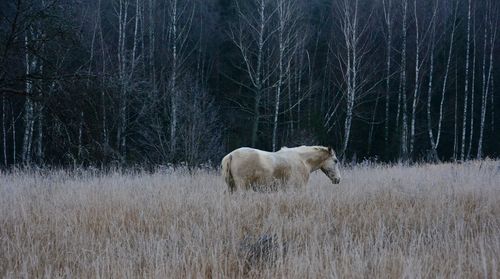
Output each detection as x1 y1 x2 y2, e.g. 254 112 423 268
221 146 341 192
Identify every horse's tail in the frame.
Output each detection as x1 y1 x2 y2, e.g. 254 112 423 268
221 154 236 193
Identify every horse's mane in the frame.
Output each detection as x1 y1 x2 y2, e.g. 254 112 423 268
279 145 329 153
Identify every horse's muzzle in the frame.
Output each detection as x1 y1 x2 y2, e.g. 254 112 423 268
332 177 341 184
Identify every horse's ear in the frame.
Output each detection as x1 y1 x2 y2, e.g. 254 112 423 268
328 146 333 155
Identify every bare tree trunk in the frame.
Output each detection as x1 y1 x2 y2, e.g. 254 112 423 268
131 0 140 78
296 48 303 131
467 14 476 159
272 75 281 150
477 12 488 159
22 30 36 165
169 0 179 154
251 0 266 147
272 0 285 151
97 0 108 147
149 0 156 88
409 0 421 158
341 39 353 156
2 96 6 166
431 2 458 157
229 0 269 147
82 2 99 162
460 0 472 161
36 0 46 166
116 0 129 161
367 64 381 154
426 4 437 160
78 111 83 159
399 0 408 160
383 0 392 154
477 6 497 159
340 0 355 156
272 0 297 151
453 60 458 161
490 77 494 132
11 108 16 165
287 60 293 136
35 100 43 164
335 0 372 157
367 90 379 155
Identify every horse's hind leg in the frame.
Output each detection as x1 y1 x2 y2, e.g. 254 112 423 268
231 178 250 192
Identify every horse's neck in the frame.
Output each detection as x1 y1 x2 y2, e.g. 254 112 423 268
297 148 327 172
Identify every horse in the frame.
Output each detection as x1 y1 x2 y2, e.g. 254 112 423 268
221 145 341 192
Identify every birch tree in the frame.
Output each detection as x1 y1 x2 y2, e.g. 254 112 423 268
335 0 373 157
168 0 195 156
409 0 437 157
382 0 392 153
398 0 408 160
229 0 275 147
477 1 497 159
21 29 36 164
169 0 179 154
1 96 6 165
425 2 437 161
115 0 129 161
453 61 458 160
114 0 142 162
427 1 458 159
271 0 299 151
466 12 477 159
460 0 472 161
409 0 420 157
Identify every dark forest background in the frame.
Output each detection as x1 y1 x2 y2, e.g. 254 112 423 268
0 0 499 167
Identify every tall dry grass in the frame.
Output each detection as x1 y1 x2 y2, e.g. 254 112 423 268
1 160 499 278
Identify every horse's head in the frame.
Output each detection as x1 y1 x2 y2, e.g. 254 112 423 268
320 147 341 184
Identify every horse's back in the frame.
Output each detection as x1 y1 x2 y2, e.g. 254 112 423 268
229 147 272 172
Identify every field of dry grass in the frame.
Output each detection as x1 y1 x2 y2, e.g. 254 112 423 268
1 160 499 278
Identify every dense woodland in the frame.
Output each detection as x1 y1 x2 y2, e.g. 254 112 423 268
0 0 499 167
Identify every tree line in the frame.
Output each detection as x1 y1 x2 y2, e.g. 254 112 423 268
0 0 498 167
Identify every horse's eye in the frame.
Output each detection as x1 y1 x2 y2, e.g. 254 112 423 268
334 159 338 163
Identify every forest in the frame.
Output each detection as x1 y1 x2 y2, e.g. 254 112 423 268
0 0 499 167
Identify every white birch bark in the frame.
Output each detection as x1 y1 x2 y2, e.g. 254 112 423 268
35 97 43 164
78 111 83 159
22 29 36 165
399 0 408 160
467 18 476 159
149 0 155 88
169 0 178 154
477 7 497 159
431 3 458 155
229 0 271 147
11 109 16 165
453 64 458 160
98 0 108 146
253 0 265 147
2 96 6 165
409 0 420 157
460 0 472 161
340 0 358 157
116 0 129 160
272 0 297 151
383 0 392 151
272 0 285 151
426 10 436 160
477 12 488 159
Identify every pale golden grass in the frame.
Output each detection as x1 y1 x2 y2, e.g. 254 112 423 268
1 160 499 278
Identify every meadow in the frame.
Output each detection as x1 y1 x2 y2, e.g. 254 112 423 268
1 160 499 278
